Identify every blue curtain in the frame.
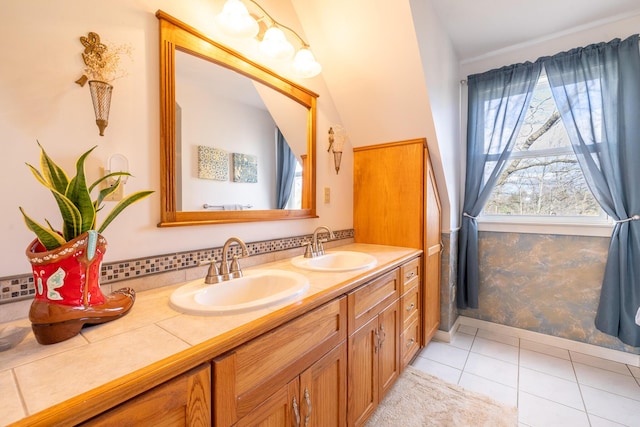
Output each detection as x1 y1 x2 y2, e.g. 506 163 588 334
457 62 542 309
276 128 297 209
544 35 640 346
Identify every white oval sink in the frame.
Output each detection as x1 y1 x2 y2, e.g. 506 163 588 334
169 269 309 315
291 251 378 272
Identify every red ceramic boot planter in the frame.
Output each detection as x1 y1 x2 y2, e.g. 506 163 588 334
26 231 135 345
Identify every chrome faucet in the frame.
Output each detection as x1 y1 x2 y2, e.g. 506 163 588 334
307 226 335 258
221 237 249 280
202 237 249 284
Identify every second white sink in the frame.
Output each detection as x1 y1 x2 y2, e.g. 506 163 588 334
169 269 309 315
291 251 378 272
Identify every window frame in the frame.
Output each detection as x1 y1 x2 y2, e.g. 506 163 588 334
475 70 613 237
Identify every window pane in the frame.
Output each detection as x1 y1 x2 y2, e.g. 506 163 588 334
484 154 600 216
483 70 602 219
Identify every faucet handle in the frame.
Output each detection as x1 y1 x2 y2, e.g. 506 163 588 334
317 239 326 256
200 259 223 284
229 255 243 279
303 241 314 258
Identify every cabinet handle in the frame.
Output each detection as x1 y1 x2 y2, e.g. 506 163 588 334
292 396 301 427
379 324 386 348
374 328 380 353
303 387 312 427
406 337 415 348
406 303 415 312
405 271 416 280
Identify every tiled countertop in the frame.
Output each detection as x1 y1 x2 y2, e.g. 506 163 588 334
0 243 421 426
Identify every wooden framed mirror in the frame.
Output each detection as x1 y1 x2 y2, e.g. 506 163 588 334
157 10 318 226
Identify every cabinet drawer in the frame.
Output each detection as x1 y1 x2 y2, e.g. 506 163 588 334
401 284 419 328
401 319 420 368
348 269 399 334
400 257 420 295
213 297 347 425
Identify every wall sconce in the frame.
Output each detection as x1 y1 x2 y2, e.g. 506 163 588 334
88 81 112 136
215 0 322 78
328 126 348 174
75 32 131 136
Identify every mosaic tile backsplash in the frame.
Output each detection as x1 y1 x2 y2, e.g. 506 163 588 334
0 229 354 305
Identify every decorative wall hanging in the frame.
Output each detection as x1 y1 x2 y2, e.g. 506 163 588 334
75 32 131 136
198 145 229 180
233 153 258 183
328 125 348 174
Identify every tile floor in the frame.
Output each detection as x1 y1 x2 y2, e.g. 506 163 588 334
411 324 640 427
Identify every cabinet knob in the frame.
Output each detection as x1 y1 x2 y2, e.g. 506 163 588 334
406 338 415 348
406 271 416 280
406 303 415 312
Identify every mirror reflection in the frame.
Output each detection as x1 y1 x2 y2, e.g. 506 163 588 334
175 50 308 212
157 10 318 226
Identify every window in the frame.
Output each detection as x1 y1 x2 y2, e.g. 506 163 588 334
285 161 303 209
481 70 606 223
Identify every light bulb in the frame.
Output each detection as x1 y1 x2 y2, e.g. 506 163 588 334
215 0 259 38
259 27 294 60
292 48 322 78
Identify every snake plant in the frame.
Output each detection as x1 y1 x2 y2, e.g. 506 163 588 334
19 143 153 251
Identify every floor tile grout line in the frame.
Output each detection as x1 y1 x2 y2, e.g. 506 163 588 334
568 351 593 427
516 337 521 411
456 325 477 386
426 327 640 426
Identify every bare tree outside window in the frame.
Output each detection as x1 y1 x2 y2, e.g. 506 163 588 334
483 71 601 217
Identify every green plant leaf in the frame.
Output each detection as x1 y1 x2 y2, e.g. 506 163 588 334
19 207 66 250
89 171 131 193
50 190 83 241
37 142 69 194
65 146 97 234
95 178 121 212
25 163 49 188
97 190 154 234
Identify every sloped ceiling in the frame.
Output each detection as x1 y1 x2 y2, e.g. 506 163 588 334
292 0 435 148
292 0 640 231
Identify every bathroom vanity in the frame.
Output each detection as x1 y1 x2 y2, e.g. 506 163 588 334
3 244 422 426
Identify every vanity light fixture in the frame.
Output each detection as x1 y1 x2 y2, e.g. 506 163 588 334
215 0 322 78
328 126 347 175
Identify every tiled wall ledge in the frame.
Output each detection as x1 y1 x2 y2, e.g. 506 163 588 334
0 229 354 312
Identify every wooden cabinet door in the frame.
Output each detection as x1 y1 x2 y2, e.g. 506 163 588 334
353 139 425 249
81 364 210 427
347 316 378 427
299 343 347 427
377 300 399 397
424 156 442 343
347 300 400 427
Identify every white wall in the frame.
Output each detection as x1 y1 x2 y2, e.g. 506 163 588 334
410 0 462 231
177 76 276 211
0 0 352 277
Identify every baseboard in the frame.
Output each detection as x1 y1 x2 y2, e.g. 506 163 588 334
443 316 640 367
433 316 461 343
